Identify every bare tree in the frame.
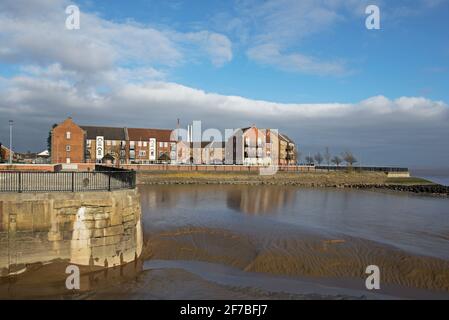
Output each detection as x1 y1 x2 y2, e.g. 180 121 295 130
342 151 357 166
314 152 324 165
305 155 314 165
296 150 302 164
324 147 331 167
331 156 342 166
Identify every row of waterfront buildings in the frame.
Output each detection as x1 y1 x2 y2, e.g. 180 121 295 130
50 117 298 166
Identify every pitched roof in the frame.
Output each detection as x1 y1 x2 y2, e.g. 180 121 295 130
127 128 175 142
0 143 12 153
81 126 126 140
279 133 295 144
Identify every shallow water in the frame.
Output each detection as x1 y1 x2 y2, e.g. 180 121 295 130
140 185 449 261
2 185 449 299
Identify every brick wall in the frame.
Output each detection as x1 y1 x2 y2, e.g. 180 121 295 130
51 118 85 164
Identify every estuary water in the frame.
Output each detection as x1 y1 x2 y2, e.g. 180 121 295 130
140 184 449 261
132 184 449 300
2 184 449 299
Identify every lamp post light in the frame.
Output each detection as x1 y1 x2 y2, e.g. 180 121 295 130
9 120 13 164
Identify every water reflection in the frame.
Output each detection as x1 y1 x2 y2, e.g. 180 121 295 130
226 186 297 215
0 259 144 299
139 184 297 215
138 184 449 260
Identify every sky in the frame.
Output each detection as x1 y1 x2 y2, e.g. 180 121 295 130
0 0 448 168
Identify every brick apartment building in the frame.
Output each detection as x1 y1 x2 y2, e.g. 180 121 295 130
127 128 176 164
51 117 85 164
51 118 176 164
225 126 297 166
0 143 14 163
277 133 297 165
50 118 297 166
82 126 127 164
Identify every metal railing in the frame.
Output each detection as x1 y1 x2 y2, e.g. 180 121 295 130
0 169 136 193
315 165 409 173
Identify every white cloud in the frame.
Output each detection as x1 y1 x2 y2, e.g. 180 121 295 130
247 44 347 76
0 0 233 76
219 0 373 75
178 31 233 67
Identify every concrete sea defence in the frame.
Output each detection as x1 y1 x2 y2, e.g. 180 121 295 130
0 189 143 277
137 171 447 195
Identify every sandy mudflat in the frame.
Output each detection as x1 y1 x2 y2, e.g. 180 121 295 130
142 226 449 297
1 226 449 299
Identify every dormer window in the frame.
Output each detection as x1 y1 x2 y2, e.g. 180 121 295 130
66 131 71 140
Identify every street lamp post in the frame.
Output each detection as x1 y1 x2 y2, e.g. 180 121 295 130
9 120 13 164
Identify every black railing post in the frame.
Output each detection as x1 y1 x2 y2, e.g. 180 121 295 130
18 172 22 193
133 171 136 188
2 168 136 194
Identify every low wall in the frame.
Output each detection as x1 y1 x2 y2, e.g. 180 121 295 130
0 164 57 172
118 164 317 172
387 172 411 178
0 189 143 276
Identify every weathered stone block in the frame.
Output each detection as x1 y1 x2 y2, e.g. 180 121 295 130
94 219 110 229
90 235 122 247
104 225 124 237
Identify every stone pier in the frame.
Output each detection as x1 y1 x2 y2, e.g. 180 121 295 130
0 189 143 276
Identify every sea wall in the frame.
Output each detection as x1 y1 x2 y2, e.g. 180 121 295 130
0 189 143 276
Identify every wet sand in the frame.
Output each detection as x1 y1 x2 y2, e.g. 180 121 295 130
142 226 449 297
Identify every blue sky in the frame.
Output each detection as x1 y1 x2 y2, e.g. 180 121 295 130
0 0 448 168
72 0 449 104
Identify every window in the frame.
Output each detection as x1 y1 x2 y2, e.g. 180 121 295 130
66 158 71 164
86 140 91 147
130 141 135 148
139 150 146 157
159 142 163 147
66 132 71 140
66 145 71 152
106 140 111 146
257 137 262 146
143 141 148 147
164 142 168 148
112 140 116 146
122 140 126 146
138 141 142 147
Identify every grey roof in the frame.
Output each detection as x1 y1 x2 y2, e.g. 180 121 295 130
279 133 295 144
81 126 126 140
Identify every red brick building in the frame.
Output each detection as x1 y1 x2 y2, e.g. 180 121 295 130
225 126 297 166
50 118 177 164
51 117 86 164
0 143 14 163
50 119 297 166
127 128 176 163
